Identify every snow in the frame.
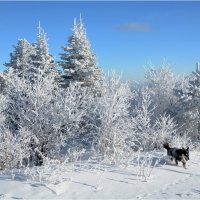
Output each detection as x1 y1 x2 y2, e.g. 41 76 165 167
0 151 200 199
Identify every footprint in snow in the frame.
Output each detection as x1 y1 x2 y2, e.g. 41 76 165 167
0 194 9 199
176 193 183 197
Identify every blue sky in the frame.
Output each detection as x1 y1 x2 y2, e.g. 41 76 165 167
0 1 200 80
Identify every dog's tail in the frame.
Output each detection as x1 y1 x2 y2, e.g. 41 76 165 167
163 142 170 150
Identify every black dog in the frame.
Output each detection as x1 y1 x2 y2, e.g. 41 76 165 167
163 143 189 169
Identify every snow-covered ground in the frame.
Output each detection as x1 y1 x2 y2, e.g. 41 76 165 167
0 151 200 199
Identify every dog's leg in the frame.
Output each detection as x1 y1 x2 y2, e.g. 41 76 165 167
170 157 173 161
182 155 187 169
175 158 178 165
182 162 186 169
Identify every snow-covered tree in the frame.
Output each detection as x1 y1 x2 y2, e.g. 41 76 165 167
0 72 6 94
3 68 92 165
4 39 35 78
154 114 177 148
0 88 6 126
145 62 178 118
32 22 59 83
59 16 103 95
131 86 178 150
96 72 132 165
5 23 58 84
131 87 156 150
174 63 200 140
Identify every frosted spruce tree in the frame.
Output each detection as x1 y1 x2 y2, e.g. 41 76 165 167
3 23 61 165
4 39 35 79
32 22 59 83
4 23 58 134
59 16 103 95
3 39 35 131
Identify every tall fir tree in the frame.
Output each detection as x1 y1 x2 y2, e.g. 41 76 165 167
59 16 103 95
32 22 59 82
4 39 35 79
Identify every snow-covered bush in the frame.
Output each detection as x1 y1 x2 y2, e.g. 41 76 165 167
170 132 192 149
0 93 6 125
131 87 156 151
60 144 87 163
173 63 200 140
96 72 133 165
3 69 92 165
153 114 178 149
145 62 178 119
24 158 70 184
131 86 178 151
0 128 30 170
134 150 164 182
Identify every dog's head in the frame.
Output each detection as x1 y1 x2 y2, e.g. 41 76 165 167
182 147 189 161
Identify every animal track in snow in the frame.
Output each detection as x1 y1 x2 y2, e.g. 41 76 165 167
137 174 193 199
0 194 9 199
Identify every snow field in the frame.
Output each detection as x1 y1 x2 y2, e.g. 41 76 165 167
0 151 199 199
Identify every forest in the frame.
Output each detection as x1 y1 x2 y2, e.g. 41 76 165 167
0 16 200 184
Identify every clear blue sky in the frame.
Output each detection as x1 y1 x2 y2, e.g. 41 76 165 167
1 1 200 80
